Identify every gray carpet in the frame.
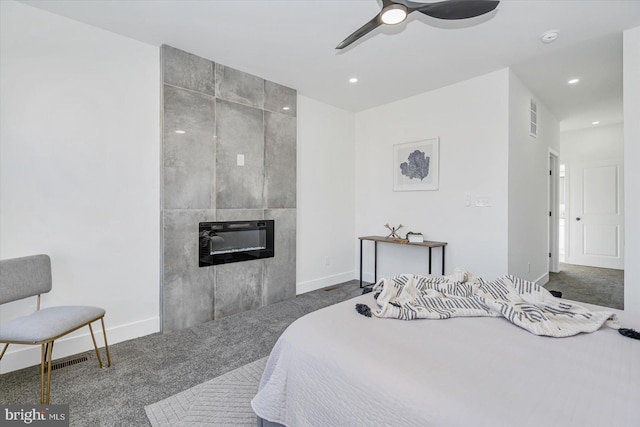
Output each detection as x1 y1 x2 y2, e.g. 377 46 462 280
145 357 267 427
0 280 362 427
547 263 624 309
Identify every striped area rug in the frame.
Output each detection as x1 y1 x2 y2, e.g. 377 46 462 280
145 357 267 427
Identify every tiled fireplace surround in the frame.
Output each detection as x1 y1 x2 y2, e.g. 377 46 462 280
161 45 296 332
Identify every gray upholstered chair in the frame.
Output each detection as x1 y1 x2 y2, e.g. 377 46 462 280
0 254 111 404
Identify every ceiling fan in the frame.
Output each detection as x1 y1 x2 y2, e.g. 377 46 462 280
336 0 500 50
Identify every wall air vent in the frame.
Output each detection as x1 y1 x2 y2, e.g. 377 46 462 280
529 98 538 138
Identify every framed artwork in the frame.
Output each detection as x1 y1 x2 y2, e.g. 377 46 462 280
393 138 439 191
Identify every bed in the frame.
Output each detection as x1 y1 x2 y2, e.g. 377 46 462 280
251 275 639 427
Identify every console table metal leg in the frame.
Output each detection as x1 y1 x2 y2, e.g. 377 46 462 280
359 239 363 288
374 242 378 283
442 246 445 275
428 247 432 274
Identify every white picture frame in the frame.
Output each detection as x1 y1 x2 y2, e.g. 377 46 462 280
393 138 439 191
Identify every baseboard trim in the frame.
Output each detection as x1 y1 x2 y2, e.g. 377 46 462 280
297 271 355 294
536 272 550 287
0 316 160 374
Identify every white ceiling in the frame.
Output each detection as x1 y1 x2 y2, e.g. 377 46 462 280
21 0 640 130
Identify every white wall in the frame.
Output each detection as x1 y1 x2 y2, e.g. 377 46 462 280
507 71 560 283
561 123 624 161
0 1 160 373
296 96 356 293
623 26 640 325
354 69 510 282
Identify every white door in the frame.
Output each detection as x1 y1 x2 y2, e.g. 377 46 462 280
568 160 624 269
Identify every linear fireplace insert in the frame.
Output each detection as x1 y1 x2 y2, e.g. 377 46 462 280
199 220 274 267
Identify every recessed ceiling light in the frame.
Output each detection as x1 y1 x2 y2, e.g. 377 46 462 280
540 30 559 44
380 4 408 25
592 121 600 125
568 78 580 84
175 130 186 134
349 77 358 83
282 106 290 111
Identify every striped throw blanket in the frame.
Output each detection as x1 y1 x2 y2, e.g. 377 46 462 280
367 273 618 337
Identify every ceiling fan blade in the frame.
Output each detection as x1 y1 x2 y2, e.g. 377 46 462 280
416 0 499 20
336 15 382 50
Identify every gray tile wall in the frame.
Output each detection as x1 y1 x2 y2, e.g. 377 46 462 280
163 86 216 210
161 45 296 332
215 100 265 209
264 111 297 208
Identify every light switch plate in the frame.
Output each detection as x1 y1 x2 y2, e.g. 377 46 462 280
237 154 245 166
475 197 492 207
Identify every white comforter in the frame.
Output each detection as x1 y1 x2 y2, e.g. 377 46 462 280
368 274 619 337
252 292 639 427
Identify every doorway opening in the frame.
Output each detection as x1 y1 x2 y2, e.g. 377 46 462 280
554 124 625 309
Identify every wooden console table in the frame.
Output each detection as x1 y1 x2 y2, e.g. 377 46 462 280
358 236 448 288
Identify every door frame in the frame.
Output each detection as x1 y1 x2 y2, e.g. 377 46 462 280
548 149 560 273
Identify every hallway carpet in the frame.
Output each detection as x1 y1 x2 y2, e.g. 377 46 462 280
547 263 624 310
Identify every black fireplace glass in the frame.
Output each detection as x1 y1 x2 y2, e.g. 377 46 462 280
199 220 274 266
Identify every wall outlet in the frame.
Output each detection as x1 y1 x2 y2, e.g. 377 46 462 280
324 256 330 267
527 262 531 273
237 154 245 166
